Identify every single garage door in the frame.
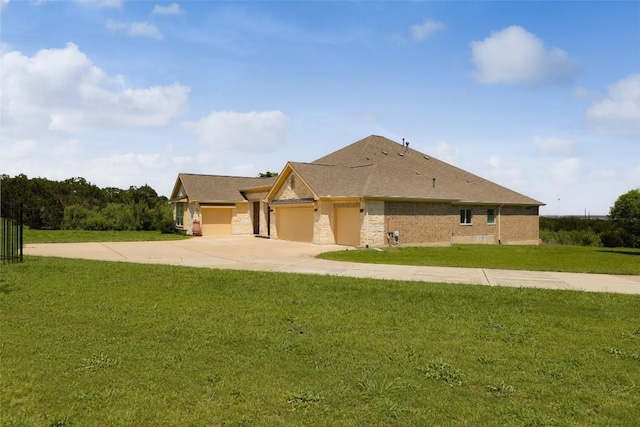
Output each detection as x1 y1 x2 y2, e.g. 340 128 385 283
276 206 314 243
335 207 361 246
201 208 233 236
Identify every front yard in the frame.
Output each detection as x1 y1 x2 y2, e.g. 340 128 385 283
1 257 639 425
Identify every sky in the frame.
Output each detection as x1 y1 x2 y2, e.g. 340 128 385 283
1 0 639 215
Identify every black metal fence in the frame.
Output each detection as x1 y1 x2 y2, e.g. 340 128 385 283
1 203 23 263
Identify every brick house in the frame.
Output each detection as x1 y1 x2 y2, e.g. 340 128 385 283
170 135 544 246
170 174 276 237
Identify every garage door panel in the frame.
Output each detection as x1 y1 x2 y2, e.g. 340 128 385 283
276 207 313 243
335 207 361 246
202 208 232 236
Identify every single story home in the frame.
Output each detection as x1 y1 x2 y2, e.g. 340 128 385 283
170 135 544 246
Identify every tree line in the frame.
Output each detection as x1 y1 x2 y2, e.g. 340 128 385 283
0 174 174 233
540 188 640 248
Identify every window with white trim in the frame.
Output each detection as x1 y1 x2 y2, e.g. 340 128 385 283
487 208 496 224
460 208 472 224
176 203 184 227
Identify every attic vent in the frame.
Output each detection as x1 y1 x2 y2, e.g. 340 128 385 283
466 179 471 183
382 151 388 155
398 152 404 157
423 155 430 160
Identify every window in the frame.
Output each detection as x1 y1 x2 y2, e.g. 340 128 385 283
460 208 472 224
176 203 184 227
487 208 496 224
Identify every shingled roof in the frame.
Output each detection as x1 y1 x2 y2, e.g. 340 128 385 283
287 135 543 205
171 173 277 203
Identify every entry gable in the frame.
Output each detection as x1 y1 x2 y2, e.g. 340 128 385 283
267 163 318 203
170 177 188 202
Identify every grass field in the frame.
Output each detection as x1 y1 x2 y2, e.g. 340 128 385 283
1 257 639 425
318 244 640 275
24 229 191 244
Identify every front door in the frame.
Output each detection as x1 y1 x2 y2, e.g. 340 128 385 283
253 202 260 234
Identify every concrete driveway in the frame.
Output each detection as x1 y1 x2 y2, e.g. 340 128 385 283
24 235 640 295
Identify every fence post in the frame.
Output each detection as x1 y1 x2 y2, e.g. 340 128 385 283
1 202 24 263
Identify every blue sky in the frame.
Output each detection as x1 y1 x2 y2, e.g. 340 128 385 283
1 0 639 215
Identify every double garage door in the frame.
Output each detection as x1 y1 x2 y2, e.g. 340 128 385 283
201 208 232 236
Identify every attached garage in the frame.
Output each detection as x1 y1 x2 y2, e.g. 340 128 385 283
335 206 362 246
201 207 233 236
276 206 314 243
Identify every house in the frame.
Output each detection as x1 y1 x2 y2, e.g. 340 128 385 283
170 135 544 246
170 174 277 237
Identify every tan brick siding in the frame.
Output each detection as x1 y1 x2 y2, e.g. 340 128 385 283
498 206 540 244
452 206 497 244
232 203 252 234
383 202 540 246
244 190 270 237
314 201 335 244
273 173 314 201
385 201 452 245
364 200 385 247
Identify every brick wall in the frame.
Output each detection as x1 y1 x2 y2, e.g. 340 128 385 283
499 205 540 244
232 203 252 234
245 190 270 237
451 205 497 244
273 173 314 200
363 200 385 247
385 201 452 245
314 201 335 244
383 202 540 246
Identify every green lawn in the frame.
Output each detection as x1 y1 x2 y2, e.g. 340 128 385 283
2 257 639 425
24 229 191 243
318 244 640 275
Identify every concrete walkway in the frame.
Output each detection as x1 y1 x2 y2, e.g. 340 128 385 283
24 236 640 295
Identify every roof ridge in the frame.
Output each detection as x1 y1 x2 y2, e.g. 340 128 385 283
179 172 270 180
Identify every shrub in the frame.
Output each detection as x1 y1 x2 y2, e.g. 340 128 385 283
62 204 91 230
540 229 601 246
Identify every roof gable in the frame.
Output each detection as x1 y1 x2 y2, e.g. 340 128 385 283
171 173 277 203
266 163 318 202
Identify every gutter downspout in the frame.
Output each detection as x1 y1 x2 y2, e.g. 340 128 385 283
365 199 369 248
498 204 503 244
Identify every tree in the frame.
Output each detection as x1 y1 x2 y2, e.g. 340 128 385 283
609 188 640 248
258 171 278 178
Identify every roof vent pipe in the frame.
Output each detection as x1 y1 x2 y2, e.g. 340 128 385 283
432 177 436 188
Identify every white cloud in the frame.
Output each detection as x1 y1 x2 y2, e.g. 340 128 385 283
74 0 122 8
1 139 35 159
410 19 445 41
106 20 163 40
533 136 575 155
471 26 579 85
184 110 290 155
550 157 580 184
48 139 84 158
0 0 9 12
153 3 182 15
572 87 601 101
585 74 640 138
483 154 525 187
0 42 189 137
431 140 460 165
